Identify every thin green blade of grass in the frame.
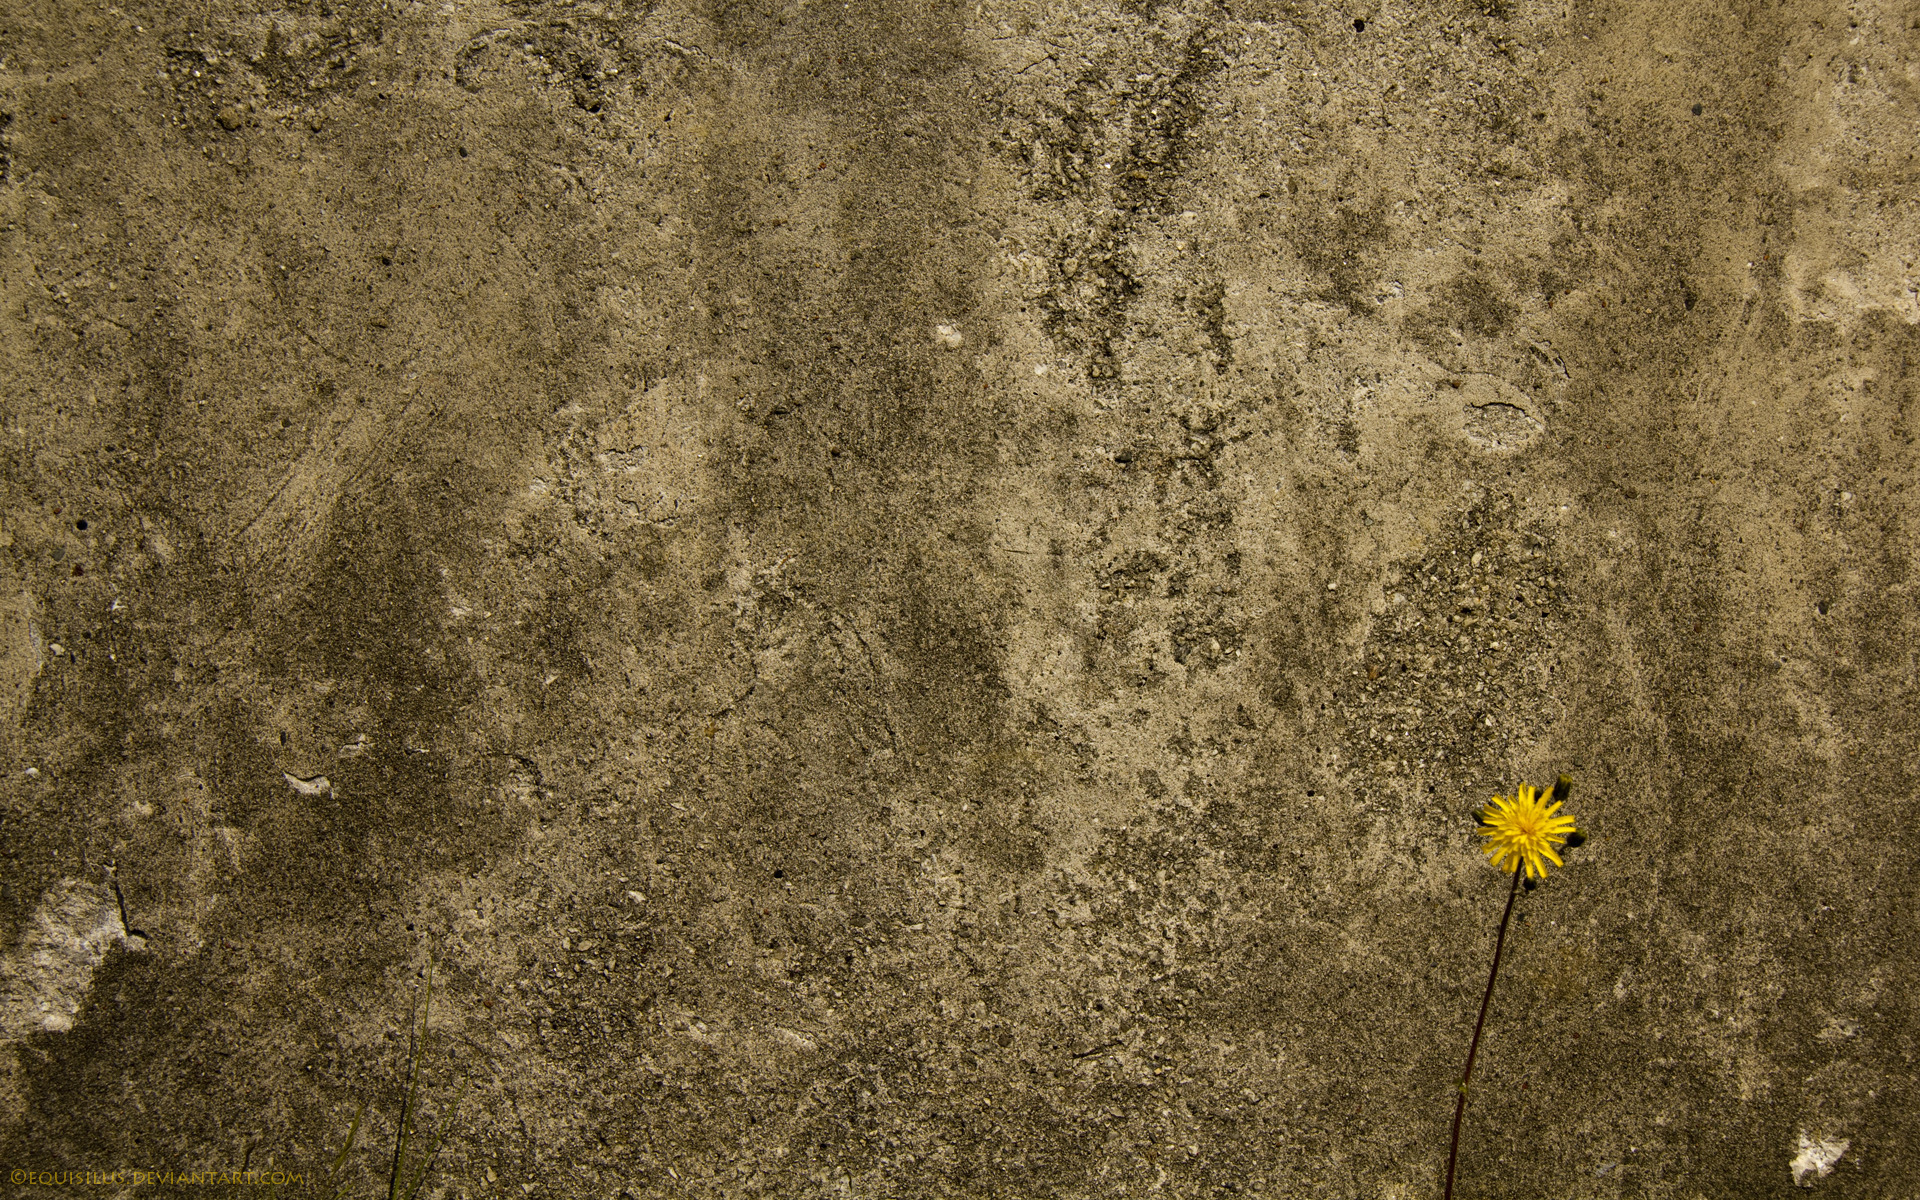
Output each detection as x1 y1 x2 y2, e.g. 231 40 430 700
399 1076 470 1200
321 1100 366 1200
311 954 470 1200
389 959 435 1200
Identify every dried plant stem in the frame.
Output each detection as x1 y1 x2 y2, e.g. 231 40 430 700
1443 865 1524 1200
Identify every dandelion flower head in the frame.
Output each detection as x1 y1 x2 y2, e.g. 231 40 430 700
1478 781 1578 879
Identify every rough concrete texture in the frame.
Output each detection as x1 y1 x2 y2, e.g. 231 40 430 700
0 0 1916 1195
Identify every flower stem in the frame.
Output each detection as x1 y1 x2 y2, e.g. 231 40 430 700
1443 865 1524 1200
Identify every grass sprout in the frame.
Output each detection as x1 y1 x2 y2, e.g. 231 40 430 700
303 956 467 1200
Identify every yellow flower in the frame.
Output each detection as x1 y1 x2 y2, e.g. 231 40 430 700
1478 780 1579 879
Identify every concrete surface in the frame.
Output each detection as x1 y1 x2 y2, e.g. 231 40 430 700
0 0 1916 1195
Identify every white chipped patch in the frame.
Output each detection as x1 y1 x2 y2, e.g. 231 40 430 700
933 323 964 348
1453 375 1545 452
1 878 139 1040
1790 1132 1849 1187
284 772 332 796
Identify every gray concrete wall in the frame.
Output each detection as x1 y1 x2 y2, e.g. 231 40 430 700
0 0 1915 1195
